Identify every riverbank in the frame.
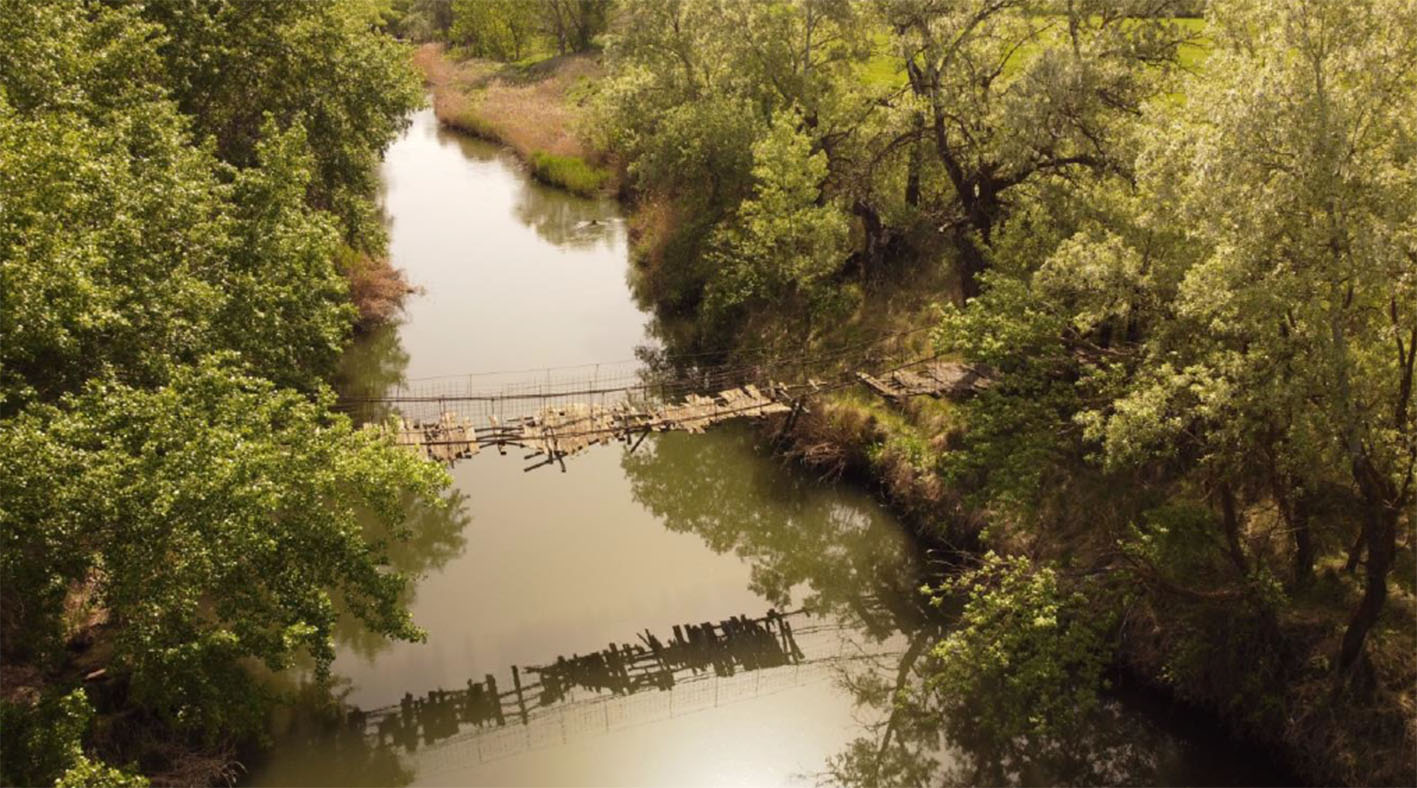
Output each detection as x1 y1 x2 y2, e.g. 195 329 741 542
413 44 613 197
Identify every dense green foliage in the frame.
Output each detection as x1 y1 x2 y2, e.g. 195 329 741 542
403 0 610 60
1 690 147 788
927 554 1114 753
0 0 440 783
594 0 873 343
2 361 445 730
703 111 854 337
593 0 1195 352
584 0 1414 782
135 0 423 248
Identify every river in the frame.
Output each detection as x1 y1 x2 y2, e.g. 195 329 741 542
246 108 1293 787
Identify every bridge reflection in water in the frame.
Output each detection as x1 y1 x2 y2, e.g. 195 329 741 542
319 610 899 776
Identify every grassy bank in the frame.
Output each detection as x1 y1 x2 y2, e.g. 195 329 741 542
412 44 614 197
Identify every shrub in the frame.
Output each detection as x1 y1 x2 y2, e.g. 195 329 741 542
926 554 1114 753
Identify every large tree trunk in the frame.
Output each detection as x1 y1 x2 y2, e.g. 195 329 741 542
905 114 923 208
1272 475 1315 588
1338 459 1400 671
952 231 987 302
853 201 891 288
906 60 996 302
1217 482 1249 576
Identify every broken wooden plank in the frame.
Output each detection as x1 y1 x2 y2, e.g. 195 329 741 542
856 371 899 399
891 369 939 397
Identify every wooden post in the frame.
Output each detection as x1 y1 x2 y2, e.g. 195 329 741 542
511 665 529 725
786 399 804 433
485 673 504 726
781 618 804 663
774 399 804 446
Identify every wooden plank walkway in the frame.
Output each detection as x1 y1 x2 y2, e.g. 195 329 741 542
379 361 987 470
857 360 990 402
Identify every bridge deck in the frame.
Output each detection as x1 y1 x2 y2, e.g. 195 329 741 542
367 356 989 471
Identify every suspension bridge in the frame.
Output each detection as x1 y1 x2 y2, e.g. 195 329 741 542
344 330 990 471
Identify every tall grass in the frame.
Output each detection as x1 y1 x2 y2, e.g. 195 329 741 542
528 151 609 196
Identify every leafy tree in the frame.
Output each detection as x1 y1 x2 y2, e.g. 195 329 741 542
704 111 854 341
1 0 441 781
0 689 147 788
0 360 448 736
442 0 608 58
542 0 612 54
928 553 1114 760
1072 0 1417 670
449 0 541 60
1 1 383 406
214 121 357 390
397 0 455 40
597 0 871 346
919 5 1412 779
127 0 423 248
0 4 224 407
880 0 1196 298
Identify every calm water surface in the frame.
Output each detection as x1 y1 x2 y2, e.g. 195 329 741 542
248 108 1293 788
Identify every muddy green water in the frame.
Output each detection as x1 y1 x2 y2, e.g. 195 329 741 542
247 108 1291 787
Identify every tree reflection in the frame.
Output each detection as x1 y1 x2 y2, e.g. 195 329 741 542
334 322 410 424
512 176 621 250
251 675 416 787
328 310 471 659
435 125 502 163
336 489 472 659
621 426 932 639
824 647 1291 788
431 121 621 251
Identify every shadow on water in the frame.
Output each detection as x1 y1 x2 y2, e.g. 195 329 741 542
250 607 843 787
251 676 417 787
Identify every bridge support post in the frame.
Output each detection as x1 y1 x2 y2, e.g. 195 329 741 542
512 665 529 725
774 399 805 446
486 673 504 726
